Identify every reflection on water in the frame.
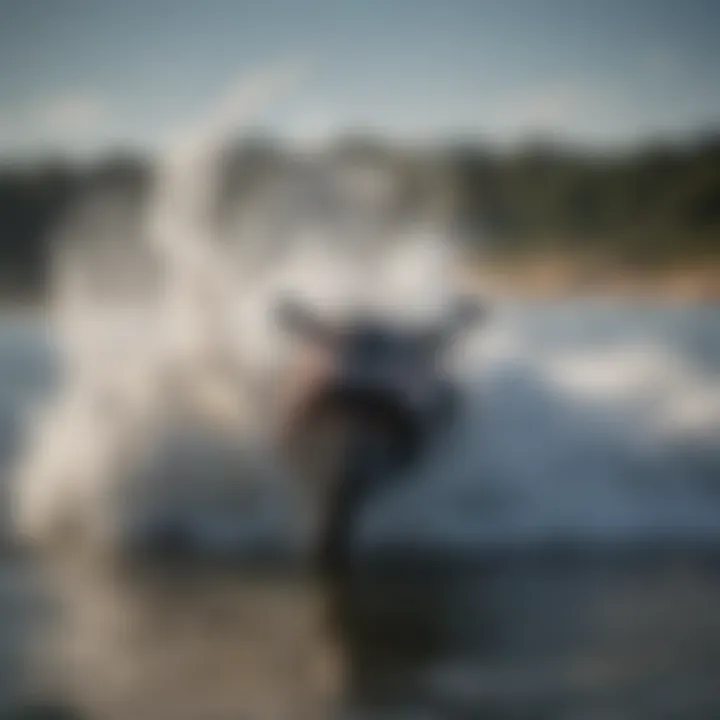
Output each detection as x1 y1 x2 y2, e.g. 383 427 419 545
2 303 720 718
38 557 336 720
336 553 720 718
10 549 720 719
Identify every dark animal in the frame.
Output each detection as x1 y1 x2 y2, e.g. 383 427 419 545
276 296 486 575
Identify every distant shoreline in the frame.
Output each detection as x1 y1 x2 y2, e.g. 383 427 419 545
1 260 719 314
461 257 720 303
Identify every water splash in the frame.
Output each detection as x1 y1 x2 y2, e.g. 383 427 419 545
12 63 464 548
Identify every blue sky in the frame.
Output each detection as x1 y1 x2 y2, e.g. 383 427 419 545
1 0 719 156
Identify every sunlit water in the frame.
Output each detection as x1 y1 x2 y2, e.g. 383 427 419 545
1 302 720 718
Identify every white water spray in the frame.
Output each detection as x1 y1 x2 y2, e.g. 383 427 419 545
12 64 463 548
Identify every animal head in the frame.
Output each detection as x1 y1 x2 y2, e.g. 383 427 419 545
275 294 487 493
274 293 486 572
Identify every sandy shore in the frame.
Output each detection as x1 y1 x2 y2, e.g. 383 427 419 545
2 259 720 315
461 257 720 303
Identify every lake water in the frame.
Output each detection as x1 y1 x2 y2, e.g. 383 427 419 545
1 300 719 719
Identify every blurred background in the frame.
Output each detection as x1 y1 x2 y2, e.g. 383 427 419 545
0 1 719 718
1 0 720 302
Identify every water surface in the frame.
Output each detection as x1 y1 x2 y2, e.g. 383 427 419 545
1 301 719 719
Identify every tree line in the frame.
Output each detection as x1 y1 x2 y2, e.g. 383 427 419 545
0 135 718 301
448 134 720 265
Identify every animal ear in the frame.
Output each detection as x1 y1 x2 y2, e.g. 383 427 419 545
275 296 336 346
